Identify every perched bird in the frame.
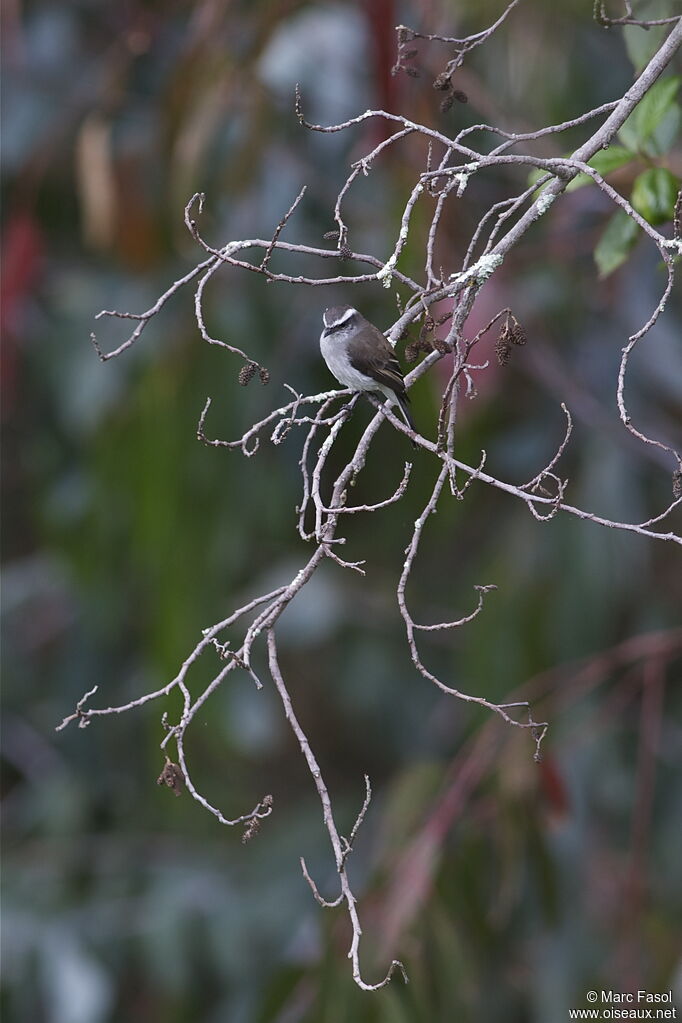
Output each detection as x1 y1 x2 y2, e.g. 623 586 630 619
319 305 416 434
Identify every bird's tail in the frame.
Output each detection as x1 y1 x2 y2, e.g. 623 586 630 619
378 385 417 445
395 394 417 449
397 394 416 433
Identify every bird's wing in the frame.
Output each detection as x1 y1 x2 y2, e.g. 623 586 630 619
347 326 409 401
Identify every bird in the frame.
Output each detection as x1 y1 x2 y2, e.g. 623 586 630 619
319 305 416 435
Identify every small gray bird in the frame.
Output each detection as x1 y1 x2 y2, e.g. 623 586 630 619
320 305 416 433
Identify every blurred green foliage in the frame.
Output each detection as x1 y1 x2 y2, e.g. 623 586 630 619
2 2 681 1022
530 70 680 276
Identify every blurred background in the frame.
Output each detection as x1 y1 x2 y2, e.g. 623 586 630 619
2 1 681 1021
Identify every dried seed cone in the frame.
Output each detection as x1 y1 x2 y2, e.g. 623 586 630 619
495 335 512 366
673 469 682 499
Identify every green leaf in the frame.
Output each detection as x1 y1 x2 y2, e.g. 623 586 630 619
647 103 682 157
631 168 680 226
623 22 669 74
588 146 635 177
566 146 635 191
527 146 634 195
594 209 639 277
527 167 550 191
618 76 681 154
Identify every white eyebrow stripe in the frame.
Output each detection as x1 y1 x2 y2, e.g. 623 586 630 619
326 307 356 328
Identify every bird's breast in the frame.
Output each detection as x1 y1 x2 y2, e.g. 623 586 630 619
320 334 374 392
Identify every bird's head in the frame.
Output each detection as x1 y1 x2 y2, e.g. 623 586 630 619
322 306 359 335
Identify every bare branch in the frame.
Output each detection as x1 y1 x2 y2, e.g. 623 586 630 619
594 0 680 28
267 631 407 991
63 11 682 992
398 465 549 736
617 262 681 469
260 185 307 272
319 461 412 515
